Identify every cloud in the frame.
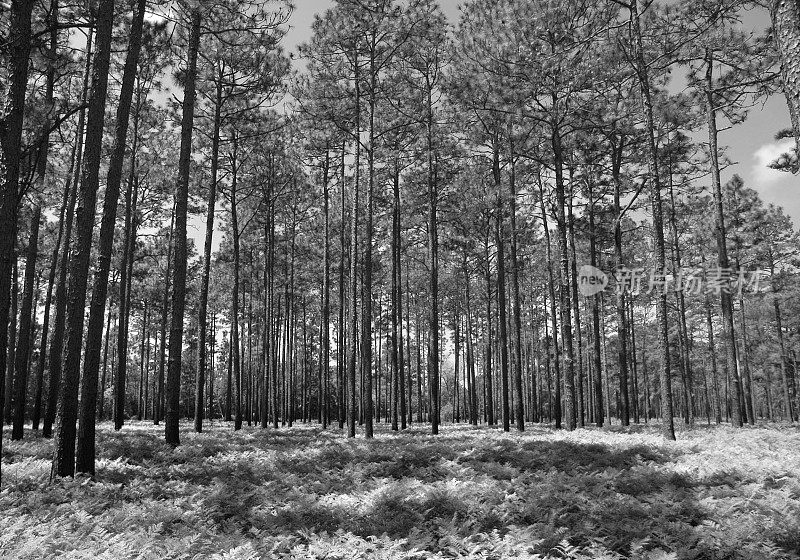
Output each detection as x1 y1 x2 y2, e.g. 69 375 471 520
751 140 794 187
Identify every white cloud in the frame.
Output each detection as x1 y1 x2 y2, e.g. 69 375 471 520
751 139 794 187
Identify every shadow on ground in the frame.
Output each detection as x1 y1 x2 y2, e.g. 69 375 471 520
2 422 799 558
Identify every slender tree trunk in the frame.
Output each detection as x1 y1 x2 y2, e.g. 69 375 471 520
611 146 631 426
773 295 794 421
209 313 216 420
588 178 604 427
507 133 524 431
43 30 93 439
551 118 577 431
138 303 148 420
493 142 510 432
231 134 242 431
261 170 273 429
76 0 146 472
567 184 585 428
321 149 330 428
195 73 224 433
155 208 174 425
630 0 675 439
165 8 201 447
226 331 232 421
270 202 278 429
338 142 346 430
347 51 360 438
738 296 755 421
99 309 114 421
144 310 151 420
51 0 116 477
704 48 742 428
406 258 414 425
34 147 72 431
0 1 36 456
539 174 562 428
426 80 439 436
114 166 139 430
667 163 694 426
361 54 378 440
30 0 59 432
416 295 423 423
11 206 41 439
4 255 17 426
483 232 494 426
704 293 722 423
465 262 478 426
628 299 640 423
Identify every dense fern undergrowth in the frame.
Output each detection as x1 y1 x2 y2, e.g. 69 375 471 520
1 422 799 559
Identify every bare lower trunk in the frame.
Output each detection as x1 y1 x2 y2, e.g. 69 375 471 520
508 136 524 432
551 122 576 431
11 206 41 440
493 142 510 432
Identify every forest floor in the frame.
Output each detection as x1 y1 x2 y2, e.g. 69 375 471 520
1 421 799 560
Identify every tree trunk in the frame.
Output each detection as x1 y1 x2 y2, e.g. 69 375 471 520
405 258 414 425
338 142 347 430
0 0 36 453
137 303 148 420
588 178 604 427
42 30 93 439
155 207 174 425
261 168 274 429
76 0 146 473
483 232 494 426
611 146 630 427
667 161 694 426
165 8 201 447
538 177 562 428
426 80 439 436
231 133 242 431
630 0 675 439
195 71 224 433
774 297 794 421
361 54 377 440
51 0 116 477
30 0 59 432
347 51 360 438
551 118 577 431
771 0 800 159
704 48 742 428
567 183 585 428
11 206 41 439
465 261 478 426
507 133 524 431
114 164 139 430
493 141 510 432
270 201 278 428
99 309 114 421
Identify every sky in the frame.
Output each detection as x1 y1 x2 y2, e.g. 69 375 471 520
285 0 797 217
190 0 798 253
